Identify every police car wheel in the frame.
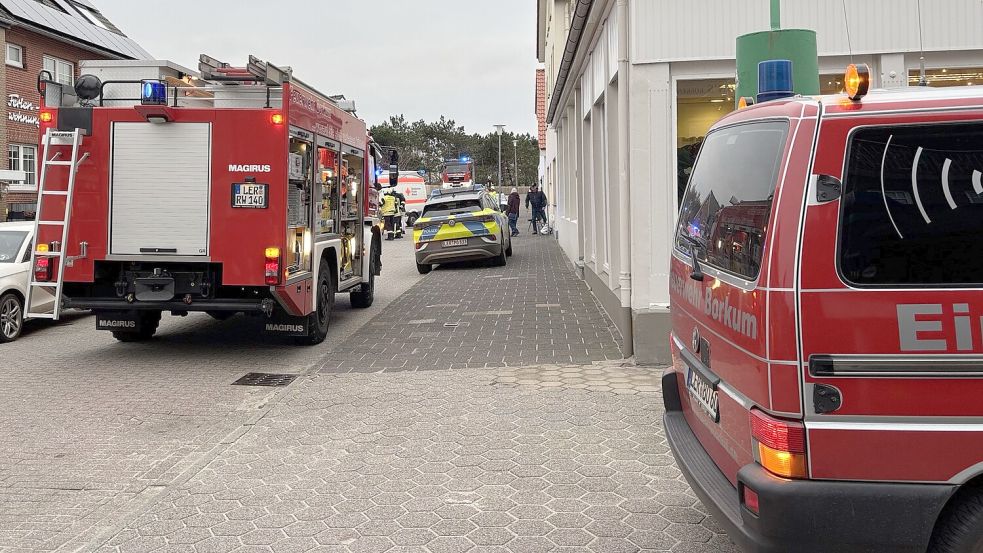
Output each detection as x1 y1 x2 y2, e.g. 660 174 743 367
494 239 507 267
0 292 24 343
416 262 432 275
929 485 983 553
505 240 513 257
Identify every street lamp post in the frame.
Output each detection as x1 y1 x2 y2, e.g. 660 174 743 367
493 125 506 191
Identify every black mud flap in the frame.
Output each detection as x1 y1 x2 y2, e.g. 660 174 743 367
262 309 309 337
96 311 143 332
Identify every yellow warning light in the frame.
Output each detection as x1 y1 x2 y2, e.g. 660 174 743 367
845 63 871 101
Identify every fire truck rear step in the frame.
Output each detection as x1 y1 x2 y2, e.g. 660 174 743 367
26 128 86 321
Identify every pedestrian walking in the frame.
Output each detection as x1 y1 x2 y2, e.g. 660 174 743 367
525 184 548 235
507 187 521 236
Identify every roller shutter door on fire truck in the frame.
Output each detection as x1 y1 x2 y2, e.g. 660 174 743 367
110 122 211 256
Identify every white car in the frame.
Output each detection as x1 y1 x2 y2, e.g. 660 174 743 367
0 221 54 342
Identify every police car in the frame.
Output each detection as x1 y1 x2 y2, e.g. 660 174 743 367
413 186 512 274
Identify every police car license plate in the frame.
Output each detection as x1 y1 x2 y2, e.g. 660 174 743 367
686 367 720 423
232 183 268 208
443 239 467 247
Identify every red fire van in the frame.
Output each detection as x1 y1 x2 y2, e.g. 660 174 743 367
665 66 983 552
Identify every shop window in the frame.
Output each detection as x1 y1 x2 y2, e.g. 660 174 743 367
840 122 983 286
43 56 74 86
8 144 37 187
676 121 789 281
676 79 736 206
6 44 23 68
908 67 983 87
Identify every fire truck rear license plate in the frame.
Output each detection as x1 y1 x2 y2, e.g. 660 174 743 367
686 367 720 423
232 183 268 208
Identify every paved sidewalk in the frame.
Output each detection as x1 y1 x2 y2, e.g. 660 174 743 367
321 230 623 373
93 235 735 553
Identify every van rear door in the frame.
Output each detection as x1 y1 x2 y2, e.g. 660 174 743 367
799 109 983 483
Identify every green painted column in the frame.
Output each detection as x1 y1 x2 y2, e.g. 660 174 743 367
735 29 820 105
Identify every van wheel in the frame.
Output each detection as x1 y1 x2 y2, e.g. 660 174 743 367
417 262 432 275
111 311 161 342
0 292 24 343
298 267 333 346
350 270 375 308
929 485 983 553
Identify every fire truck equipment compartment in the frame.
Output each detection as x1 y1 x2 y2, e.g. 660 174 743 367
110 122 211 256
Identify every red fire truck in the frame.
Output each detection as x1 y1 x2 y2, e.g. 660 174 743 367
667 64 983 552
26 55 386 344
440 157 475 189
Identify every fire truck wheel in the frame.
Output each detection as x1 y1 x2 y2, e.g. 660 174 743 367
111 311 161 342
298 268 333 346
206 311 236 321
350 271 375 309
416 262 432 275
0 292 24 343
929 484 983 553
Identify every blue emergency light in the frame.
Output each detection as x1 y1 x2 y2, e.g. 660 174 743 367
141 80 167 105
460 156 471 163
757 60 794 104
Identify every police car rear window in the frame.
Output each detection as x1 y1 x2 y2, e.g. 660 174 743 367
423 199 482 218
841 122 983 286
676 121 789 280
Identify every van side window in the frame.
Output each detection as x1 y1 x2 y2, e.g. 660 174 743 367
841 122 983 286
675 121 789 280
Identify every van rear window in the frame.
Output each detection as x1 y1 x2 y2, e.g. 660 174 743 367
676 121 789 280
841 122 983 286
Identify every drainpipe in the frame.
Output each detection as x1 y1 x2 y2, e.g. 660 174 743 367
616 0 633 357
770 0 781 30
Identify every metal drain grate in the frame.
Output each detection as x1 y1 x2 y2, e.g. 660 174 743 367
232 373 298 387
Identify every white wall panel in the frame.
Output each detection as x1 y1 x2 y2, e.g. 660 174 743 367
631 0 983 63
581 56 594 118
593 27 609 104
608 12 620 80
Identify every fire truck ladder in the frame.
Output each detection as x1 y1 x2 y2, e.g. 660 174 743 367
26 129 88 321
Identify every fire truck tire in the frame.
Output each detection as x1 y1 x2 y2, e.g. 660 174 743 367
929 484 983 553
350 271 375 309
207 311 236 321
297 268 333 346
416 262 432 275
111 311 161 342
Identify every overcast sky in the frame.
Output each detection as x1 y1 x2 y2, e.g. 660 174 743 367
95 1 540 135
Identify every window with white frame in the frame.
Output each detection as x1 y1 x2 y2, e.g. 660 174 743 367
43 56 74 86
8 144 37 187
6 44 23 67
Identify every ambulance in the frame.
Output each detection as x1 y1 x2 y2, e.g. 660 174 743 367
27 55 386 344
377 171 428 225
665 64 983 553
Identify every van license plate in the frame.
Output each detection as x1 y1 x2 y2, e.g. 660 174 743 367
232 183 268 208
443 239 467 247
686 368 720 423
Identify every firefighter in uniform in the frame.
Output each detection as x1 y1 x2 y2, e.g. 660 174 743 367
381 190 398 240
394 191 407 239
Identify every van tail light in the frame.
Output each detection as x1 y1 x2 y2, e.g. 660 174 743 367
264 247 281 285
741 485 760 515
750 409 808 479
34 244 53 282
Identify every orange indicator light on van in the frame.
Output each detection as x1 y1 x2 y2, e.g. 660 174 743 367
844 63 870 101
751 409 808 479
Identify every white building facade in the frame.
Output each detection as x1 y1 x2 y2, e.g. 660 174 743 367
537 0 983 363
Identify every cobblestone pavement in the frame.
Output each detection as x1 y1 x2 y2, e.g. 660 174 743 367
0 221 736 553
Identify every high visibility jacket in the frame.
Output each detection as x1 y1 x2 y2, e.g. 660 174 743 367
380 194 397 216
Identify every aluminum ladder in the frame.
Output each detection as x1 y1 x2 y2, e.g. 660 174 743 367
26 129 88 320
